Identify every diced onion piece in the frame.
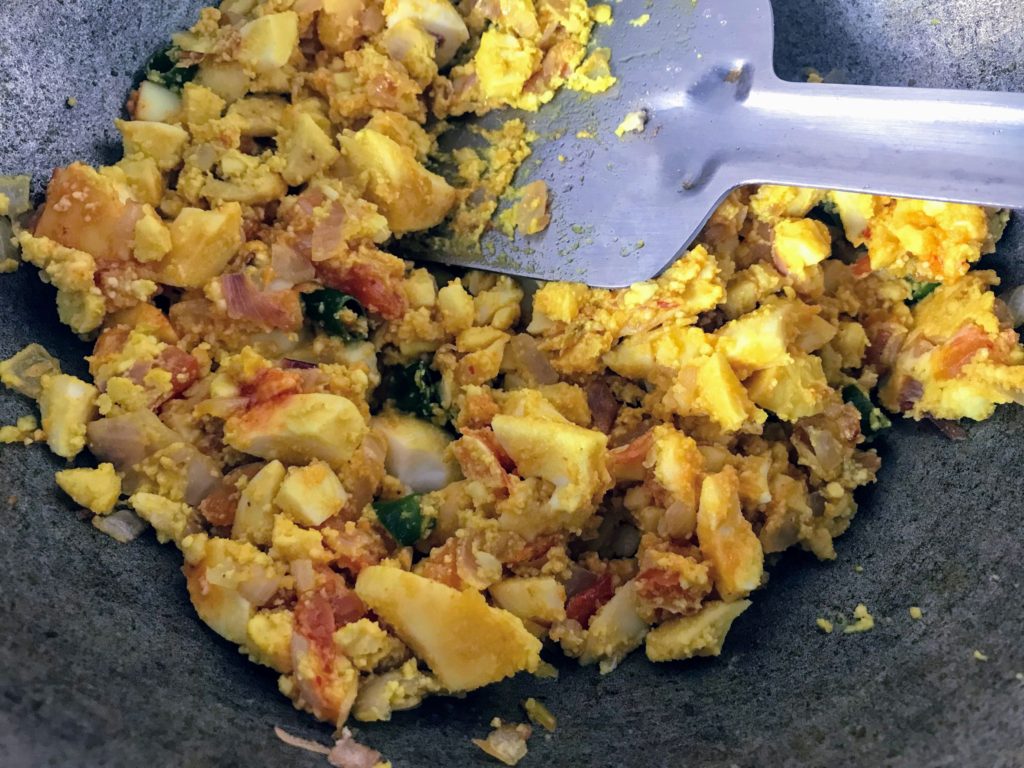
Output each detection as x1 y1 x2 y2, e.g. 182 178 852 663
371 412 458 493
237 572 281 607
86 410 181 471
327 728 382 768
291 558 315 593
1001 284 1024 328
0 175 31 217
270 241 315 290
0 343 62 399
92 509 148 543
472 722 532 767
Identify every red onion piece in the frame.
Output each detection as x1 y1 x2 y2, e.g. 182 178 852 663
312 202 346 263
328 729 382 768
86 411 180 471
562 565 599 599
92 509 148 543
1001 285 1024 328
183 450 222 506
897 377 924 412
506 334 558 385
273 725 331 756
220 273 303 331
270 241 316 289
586 379 619 434
927 417 968 442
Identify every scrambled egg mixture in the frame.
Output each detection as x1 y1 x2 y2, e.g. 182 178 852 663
2 0 1023 754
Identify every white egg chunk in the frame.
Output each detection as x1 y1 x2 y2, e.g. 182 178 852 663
54 463 121 515
491 414 610 523
580 580 649 673
772 218 831 279
224 393 368 468
134 80 182 123
130 492 195 545
645 600 751 662
489 576 566 625
355 565 541 691
275 460 348 527
276 109 340 186
182 533 282 645
152 204 243 288
116 120 190 171
828 190 881 246
237 11 299 73
232 460 286 546
39 374 98 459
383 0 469 66
695 467 764 602
337 127 456 235
371 412 459 493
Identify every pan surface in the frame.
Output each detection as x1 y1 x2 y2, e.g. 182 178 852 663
1 1 1023 766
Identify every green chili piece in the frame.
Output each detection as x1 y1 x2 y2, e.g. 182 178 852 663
842 384 892 436
908 280 940 303
374 494 431 546
145 45 198 92
387 359 442 421
303 288 367 341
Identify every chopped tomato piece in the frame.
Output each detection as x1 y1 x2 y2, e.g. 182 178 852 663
156 346 200 399
316 257 407 320
197 464 262 528
294 570 366 652
564 572 614 627
933 322 994 379
241 367 304 403
851 254 873 278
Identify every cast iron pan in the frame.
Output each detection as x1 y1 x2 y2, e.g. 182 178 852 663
1 1 1023 766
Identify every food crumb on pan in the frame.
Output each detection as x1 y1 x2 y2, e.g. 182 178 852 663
973 650 989 662
614 109 648 138
843 604 875 634
533 661 559 680
628 13 650 27
853 564 864 573
0 415 43 445
473 719 533 766
497 181 552 237
590 3 613 24
523 698 558 732
908 606 923 620
815 618 834 634
274 725 387 768
567 48 617 94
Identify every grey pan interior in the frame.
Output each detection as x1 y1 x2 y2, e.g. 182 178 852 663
1 1 1023 766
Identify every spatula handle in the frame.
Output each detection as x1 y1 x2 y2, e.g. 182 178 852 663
734 78 1024 210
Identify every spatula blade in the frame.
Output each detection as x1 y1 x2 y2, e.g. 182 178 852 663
412 0 775 287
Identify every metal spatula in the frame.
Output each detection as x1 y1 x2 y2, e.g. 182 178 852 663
422 0 1024 287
